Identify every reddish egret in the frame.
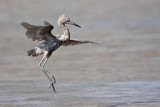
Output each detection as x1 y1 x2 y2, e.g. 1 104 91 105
21 14 99 92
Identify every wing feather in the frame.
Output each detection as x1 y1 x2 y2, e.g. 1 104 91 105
62 39 100 46
21 21 55 41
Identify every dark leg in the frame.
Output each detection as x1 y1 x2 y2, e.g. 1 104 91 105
38 56 56 93
42 58 56 84
41 58 56 93
38 57 52 82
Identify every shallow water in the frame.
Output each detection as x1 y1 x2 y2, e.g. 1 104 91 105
0 81 160 107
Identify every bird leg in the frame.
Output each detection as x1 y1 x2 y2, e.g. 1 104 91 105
38 57 56 93
42 58 56 93
38 57 51 82
42 58 56 84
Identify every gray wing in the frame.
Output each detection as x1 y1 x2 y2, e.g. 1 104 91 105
21 21 56 41
62 39 100 46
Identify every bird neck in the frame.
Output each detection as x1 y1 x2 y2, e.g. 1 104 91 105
59 24 70 41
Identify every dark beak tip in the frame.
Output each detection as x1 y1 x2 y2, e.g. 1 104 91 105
76 24 81 28
74 24 81 28
70 22 81 28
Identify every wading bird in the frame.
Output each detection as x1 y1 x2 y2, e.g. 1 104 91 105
21 14 98 92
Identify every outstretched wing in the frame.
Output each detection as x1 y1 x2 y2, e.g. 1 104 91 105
21 21 56 41
62 39 100 46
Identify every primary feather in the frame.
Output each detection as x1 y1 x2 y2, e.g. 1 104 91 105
21 21 55 41
62 39 100 46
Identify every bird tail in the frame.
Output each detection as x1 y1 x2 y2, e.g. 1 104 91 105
27 49 37 57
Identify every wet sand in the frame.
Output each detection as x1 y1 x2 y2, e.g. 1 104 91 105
0 0 160 107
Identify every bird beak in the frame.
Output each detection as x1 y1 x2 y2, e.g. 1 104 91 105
67 21 81 28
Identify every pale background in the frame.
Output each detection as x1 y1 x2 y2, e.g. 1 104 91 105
0 0 160 107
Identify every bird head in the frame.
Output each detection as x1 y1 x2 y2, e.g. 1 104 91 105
58 14 81 28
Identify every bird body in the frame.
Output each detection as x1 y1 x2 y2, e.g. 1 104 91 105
27 39 62 57
21 14 99 92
